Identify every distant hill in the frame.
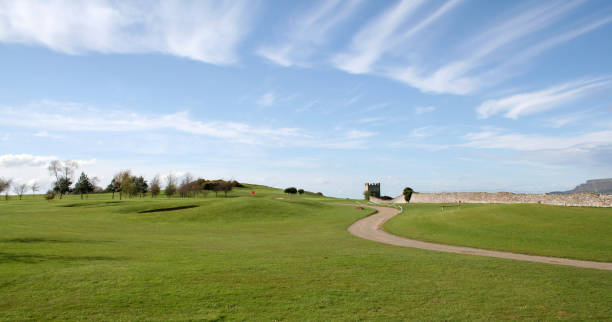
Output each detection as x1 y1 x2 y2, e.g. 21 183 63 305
550 178 612 194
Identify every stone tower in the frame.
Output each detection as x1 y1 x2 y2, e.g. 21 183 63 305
364 183 381 198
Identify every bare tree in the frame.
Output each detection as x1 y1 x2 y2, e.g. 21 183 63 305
13 183 28 200
0 178 12 201
150 175 161 198
221 181 233 197
47 160 78 199
165 173 177 198
178 173 193 198
31 182 40 198
113 170 133 200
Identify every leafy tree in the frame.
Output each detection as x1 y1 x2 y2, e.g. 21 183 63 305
106 179 120 199
363 190 370 201
53 177 72 197
403 187 414 202
48 160 78 199
150 175 161 198
0 178 11 201
298 189 304 195
133 176 148 198
13 183 28 200
165 173 177 198
31 182 40 198
74 172 95 199
284 187 297 194
112 170 134 200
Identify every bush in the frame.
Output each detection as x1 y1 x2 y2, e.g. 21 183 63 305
403 187 414 202
284 187 297 194
45 191 56 200
298 189 304 195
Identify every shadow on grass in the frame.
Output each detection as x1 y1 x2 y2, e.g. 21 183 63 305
63 201 122 207
0 252 126 264
139 205 199 213
0 237 113 244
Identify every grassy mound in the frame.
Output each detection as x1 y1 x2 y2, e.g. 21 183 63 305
385 203 612 262
0 190 611 320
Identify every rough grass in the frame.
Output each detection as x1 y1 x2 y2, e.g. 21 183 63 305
385 203 612 262
0 190 611 320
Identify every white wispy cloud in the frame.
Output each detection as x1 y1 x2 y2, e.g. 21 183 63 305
415 106 436 115
256 91 277 107
362 102 389 112
476 77 612 119
345 130 376 139
0 154 56 167
0 0 255 65
388 1 596 94
388 1 583 95
494 15 612 75
0 101 303 145
354 116 388 124
296 99 319 112
257 0 362 67
410 126 440 138
462 129 612 151
0 154 95 168
345 93 363 106
0 100 378 150
333 0 428 74
462 128 612 169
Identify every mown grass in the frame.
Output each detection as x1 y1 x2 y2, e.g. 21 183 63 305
0 189 611 320
385 203 612 262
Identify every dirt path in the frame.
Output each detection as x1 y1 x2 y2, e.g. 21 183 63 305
348 205 612 271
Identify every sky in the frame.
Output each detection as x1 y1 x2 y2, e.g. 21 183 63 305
0 0 611 198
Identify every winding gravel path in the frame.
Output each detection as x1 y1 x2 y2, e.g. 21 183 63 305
348 205 612 271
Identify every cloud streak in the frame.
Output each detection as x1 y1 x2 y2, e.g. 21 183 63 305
476 77 612 119
0 0 255 65
462 129 612 151
0 154 95 168
388 1 603 94
333 0 430 74
0 101 376 150
257 0 362 67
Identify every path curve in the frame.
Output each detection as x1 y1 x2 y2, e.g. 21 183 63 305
348 205 612 271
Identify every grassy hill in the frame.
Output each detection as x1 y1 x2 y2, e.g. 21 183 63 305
1 186 611 320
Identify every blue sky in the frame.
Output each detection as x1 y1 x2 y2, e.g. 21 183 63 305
0 0 611 198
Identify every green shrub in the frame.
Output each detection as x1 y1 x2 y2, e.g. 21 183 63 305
403 187 414 202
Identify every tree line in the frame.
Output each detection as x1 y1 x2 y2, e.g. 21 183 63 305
0 159 244 201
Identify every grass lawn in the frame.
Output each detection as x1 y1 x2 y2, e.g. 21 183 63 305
1 187 611 320
385 203 612 262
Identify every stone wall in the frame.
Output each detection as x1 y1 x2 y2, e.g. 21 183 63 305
407 192 612 207
370 195 406 204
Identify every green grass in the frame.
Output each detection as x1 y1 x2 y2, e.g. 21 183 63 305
1 189 611 320
385 203 612 262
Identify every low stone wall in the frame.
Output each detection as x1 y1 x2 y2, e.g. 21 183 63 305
370 195 406 204
407 192 612 207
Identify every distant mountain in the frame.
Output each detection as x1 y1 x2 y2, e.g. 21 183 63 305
550 178 612 194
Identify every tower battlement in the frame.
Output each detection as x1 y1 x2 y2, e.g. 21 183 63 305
364 182 381 198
